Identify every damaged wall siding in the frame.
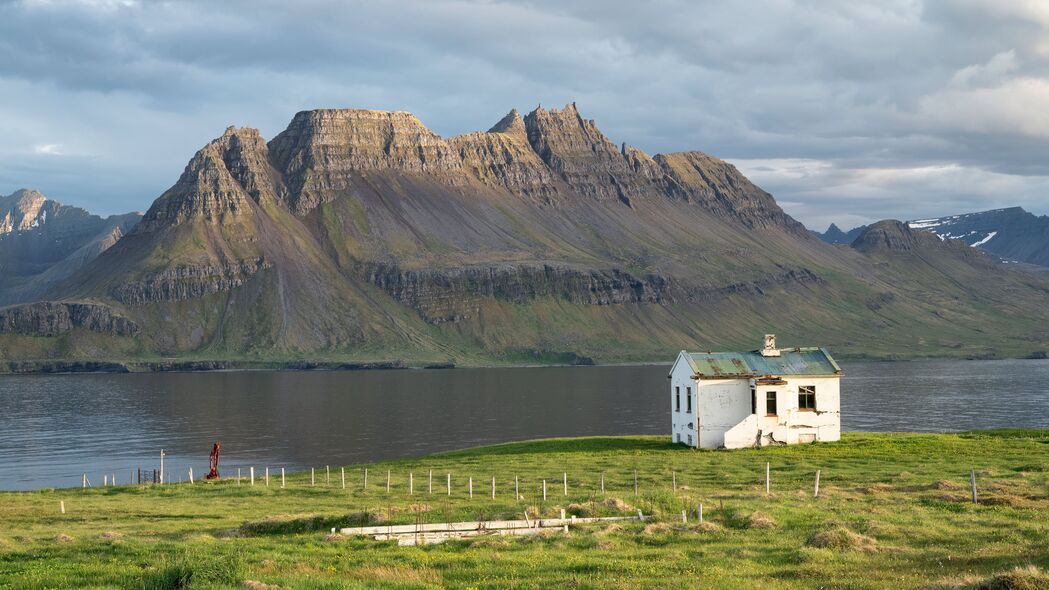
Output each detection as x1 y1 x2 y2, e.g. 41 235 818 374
751 377 841 448
698 378 751 449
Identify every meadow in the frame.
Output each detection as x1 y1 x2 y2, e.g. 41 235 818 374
1 431 1048 589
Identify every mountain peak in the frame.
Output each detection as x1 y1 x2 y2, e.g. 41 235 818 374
487 109 525 135
852 220 935 253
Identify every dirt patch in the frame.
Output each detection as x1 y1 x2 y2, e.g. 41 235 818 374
240 581 284 590
691 521 723 533
923 565 1049 590
352 566 442 585
746 512 777 529
54 534 74 544
643 523 671 535
602 497 633 512
807 526 877 553
933 480 962 491
100 531 122 540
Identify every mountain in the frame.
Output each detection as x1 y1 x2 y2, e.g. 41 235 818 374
813 223 866 245
907 207 1049 267
0 189 141 304
2 104 1048 369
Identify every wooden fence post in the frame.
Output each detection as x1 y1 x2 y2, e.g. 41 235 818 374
681 510 687 524
633 470 638 498
970 467 978 504
515 475 519 500
563 472 568 496
447 473 451 496
410 472 414 495
600 472 604 493
429 470 432 495
469 477 473 498
543 479 547 501
311 468 315 487
673 470 677 492
698 503 703 523
82 473 87 488
364 468 368 490
60 501 65 514
492 476 496 499
386 470 391 493
281 467 285 488
265 467 269 487
326 466 330 486
237 468 241 486
188 468 194 484
104 475 108 487
250 467 254 486
814 469 821 498
342 467 346 490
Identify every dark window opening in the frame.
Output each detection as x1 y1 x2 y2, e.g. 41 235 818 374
798 385 816 410
675 386 680 412
751 387 757 414
686 387 692 413
766 391 777 416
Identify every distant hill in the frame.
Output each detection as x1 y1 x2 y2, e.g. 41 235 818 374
812 223 867 245
0 190 141 304
907 207 1049 267
2 104 1049 368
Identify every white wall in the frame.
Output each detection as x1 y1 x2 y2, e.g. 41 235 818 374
752 376 841 446
697 379 751 449
669 354 698 447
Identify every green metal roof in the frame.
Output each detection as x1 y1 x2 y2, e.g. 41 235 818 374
683 347 842 378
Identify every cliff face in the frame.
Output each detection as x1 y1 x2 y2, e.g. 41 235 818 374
5 103 1048 364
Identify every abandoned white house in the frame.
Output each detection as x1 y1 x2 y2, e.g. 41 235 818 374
669 335 842 449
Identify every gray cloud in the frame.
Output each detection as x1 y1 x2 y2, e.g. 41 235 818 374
1 0 1047 230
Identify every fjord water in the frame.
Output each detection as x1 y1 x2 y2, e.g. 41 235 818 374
1 359 1047 490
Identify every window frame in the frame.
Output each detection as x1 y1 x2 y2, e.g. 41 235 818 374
686 386 692 414
675 386 680 412
798 385 817 411
765 391 777 416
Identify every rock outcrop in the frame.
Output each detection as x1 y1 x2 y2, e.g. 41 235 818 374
0 301 138 337
112 258 270 305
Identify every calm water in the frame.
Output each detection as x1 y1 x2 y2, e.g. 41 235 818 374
1 358 1047 490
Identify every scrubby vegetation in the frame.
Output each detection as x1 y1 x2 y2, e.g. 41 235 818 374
1 431 1048 588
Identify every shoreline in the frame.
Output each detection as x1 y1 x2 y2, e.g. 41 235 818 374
2 354 1048 375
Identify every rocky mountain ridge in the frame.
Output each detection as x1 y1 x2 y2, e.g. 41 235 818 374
2 104 1048 366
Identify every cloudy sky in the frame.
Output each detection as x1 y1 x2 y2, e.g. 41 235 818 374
2 0 1048 231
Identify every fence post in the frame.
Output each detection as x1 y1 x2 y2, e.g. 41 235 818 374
342 467 346 490
60 501 65 514
492 476 496 499
543 479 547 501
515 475 519 500
970 467 978 504
673 470 677 492
281 467 285 488
237 468 241 486
600 472 604 493
82 473 87 488
681 510 687 524
429 470 433 495
698 503 703 523
311 468 315 487
250 467 255 486
447 473 451 496
410 472 414 495
469 477 473 498
326 466 330 486
265 467 269 487
563 472 567 496
159 449 165 485
364 468 368 490
386 470 391 493
765 462 770 496
814 469 821 498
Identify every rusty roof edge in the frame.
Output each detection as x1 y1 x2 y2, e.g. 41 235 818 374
820 347 844 375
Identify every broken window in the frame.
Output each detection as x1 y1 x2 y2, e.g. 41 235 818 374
686 387 692 413
675 386 680 412
766 391 777 415
751 387 757 414
798 385 816 410
687 434 693 446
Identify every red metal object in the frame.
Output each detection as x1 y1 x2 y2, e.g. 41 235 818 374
205 442 221 480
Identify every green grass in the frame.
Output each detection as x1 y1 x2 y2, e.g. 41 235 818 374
2 432 1049 589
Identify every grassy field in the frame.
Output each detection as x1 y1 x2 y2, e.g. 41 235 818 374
2 432 1048 589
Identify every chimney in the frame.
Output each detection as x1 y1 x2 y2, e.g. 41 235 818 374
760 334 780 357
